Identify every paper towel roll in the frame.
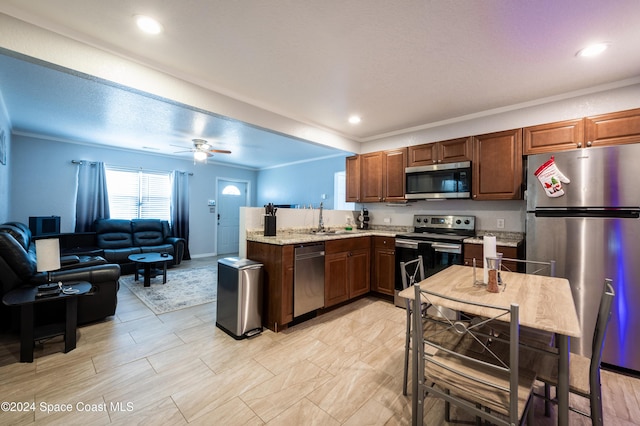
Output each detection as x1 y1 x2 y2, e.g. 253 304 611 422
483 235 497 284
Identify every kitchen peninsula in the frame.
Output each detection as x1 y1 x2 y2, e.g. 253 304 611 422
246 227 523 332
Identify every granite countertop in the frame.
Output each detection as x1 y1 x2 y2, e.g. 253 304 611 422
246 227 403 245
463 231 524 248
247 227 524 247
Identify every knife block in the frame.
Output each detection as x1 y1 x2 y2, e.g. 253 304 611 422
264 216 276 236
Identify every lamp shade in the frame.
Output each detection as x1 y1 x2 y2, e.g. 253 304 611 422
36 238 61 272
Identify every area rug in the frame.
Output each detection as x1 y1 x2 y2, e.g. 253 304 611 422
120 266 217 314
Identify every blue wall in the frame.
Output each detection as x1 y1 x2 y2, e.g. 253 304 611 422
0 97 10 223
9 135 258 256
256 155 347 208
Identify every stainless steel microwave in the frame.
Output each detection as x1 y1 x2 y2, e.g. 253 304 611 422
405 161 471 199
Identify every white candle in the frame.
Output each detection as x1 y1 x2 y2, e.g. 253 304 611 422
483 235 497 284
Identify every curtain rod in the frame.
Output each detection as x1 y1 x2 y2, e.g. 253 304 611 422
71 160 193 175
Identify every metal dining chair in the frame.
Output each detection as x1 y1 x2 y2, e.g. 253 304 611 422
400 255 427 396
535 279 615 426
411 283 538 426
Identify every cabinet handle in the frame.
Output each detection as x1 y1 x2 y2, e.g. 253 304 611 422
587 141 592 147
577 142 582 148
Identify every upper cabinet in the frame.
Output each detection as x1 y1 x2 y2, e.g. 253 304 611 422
586 108 640 148
345 155 360 203
408 137 472 166
347 148 407 203
524 108 640 154
523 119 584 154
472 129 523 200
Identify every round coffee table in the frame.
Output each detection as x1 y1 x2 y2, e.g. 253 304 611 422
128 253 173 287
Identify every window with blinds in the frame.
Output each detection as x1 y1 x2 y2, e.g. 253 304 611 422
105 166 171 222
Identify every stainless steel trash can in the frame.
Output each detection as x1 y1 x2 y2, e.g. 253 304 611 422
216 257 263 339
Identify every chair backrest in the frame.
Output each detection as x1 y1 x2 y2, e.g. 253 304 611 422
400 256 425 290
412 284 531 425
591 279 615 376
499 257 556 277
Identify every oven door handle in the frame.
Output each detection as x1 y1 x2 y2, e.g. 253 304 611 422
395 240 421 250
431 243 462 254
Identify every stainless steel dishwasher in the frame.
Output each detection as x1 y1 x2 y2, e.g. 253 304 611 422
294 243 325 317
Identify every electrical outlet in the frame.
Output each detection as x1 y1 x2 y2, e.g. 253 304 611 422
383 217 391 223
497 218 505 229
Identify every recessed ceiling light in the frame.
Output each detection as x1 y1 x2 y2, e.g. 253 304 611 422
348 115 362 124
135 15 163 35
576 42 610 57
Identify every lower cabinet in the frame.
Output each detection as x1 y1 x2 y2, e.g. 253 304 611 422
324 237 371 308
371 236 395 296
246 241 294 332
463 243 523 273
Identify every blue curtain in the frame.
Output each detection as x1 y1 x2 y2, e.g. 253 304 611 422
171 170 191 259
75 161 110 232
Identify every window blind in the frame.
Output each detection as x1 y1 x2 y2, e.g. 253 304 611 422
105 166 171 222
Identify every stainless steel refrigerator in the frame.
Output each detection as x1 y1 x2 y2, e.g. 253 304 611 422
526 144 640 373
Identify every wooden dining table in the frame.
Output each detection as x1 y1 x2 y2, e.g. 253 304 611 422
398 264 581 426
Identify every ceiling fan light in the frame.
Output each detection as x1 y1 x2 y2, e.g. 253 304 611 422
194 150 208 161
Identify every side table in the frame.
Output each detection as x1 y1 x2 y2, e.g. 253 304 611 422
2 281 91 363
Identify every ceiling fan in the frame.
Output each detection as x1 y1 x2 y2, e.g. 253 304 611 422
172 138 232 161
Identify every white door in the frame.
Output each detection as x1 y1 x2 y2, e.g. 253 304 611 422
216 179 248 255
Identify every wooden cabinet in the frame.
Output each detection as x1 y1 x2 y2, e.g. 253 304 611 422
345 155 360 203
246 241 294 332
523 119 584 154
472 129 523 200
324 237 371 307
347 148 407 203
408 137 472 166
524 108 640 154
371 236 395 296
586 108 640 148
463 243 523 273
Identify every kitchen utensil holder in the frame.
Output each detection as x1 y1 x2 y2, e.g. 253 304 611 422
264 216 276 236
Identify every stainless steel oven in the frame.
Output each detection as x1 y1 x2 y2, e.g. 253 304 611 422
394 214 475 307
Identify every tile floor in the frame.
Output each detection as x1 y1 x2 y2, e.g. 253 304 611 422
0 257 639 425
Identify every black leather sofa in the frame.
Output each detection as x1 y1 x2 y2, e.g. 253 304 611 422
93 218 186 274
0 222 121 327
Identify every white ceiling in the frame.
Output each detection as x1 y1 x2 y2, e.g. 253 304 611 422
1 1 640 168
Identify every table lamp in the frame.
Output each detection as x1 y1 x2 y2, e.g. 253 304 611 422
36 238 61 284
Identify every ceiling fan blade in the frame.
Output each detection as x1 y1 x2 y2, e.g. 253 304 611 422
209 149 232 154
170 144 192 149
173 149 194 153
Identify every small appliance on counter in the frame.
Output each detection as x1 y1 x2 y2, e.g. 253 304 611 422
357 208 370 229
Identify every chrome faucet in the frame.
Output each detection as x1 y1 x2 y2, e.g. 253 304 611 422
317 202 325 232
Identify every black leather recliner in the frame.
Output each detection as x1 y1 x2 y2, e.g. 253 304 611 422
0 222 121 327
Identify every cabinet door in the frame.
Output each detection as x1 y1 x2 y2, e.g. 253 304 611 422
345 155 360 203
382 148 406 201
360 152 384 202
348 248 370 298
372 237 395 295
472 129 523 200
325 252 349 307
523 119 584 154
439 137 472 163
247 242 294 331
408 143 438 166
408 138 471 166
586 108 640 148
